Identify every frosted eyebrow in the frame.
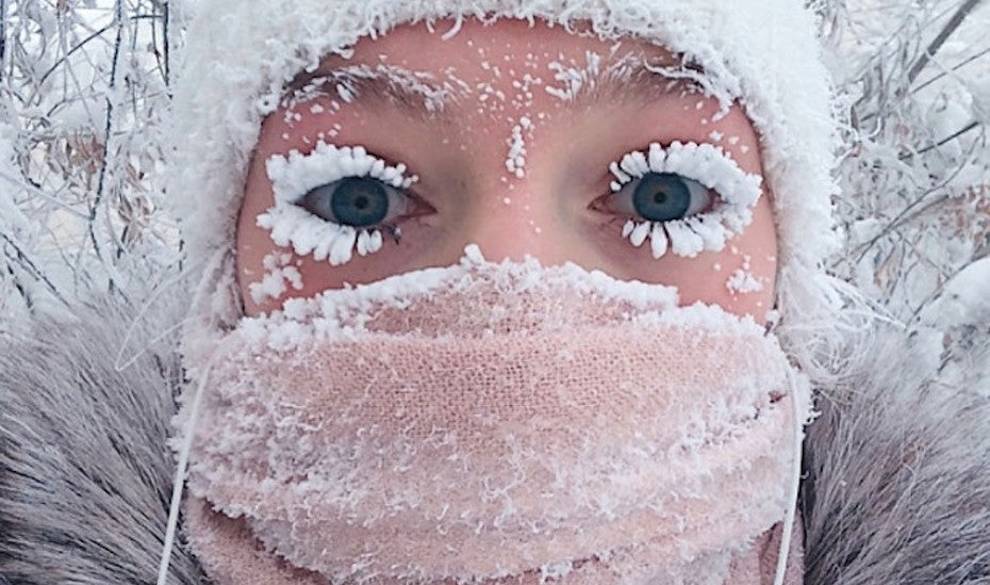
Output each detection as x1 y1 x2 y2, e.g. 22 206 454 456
279 58 711 120
281 64 459 121
575 59 711 106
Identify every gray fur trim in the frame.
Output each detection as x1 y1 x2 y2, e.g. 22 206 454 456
1 293 989 584
801 330 990 584
0 292 203 585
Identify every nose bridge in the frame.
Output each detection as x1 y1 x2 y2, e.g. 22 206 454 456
464 185 572 265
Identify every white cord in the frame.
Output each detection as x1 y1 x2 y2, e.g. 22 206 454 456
773 368 806 585
156 352 218 585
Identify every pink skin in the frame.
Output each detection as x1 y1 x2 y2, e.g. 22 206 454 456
236 19 778 322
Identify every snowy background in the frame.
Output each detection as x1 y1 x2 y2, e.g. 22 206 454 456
0 0 987 384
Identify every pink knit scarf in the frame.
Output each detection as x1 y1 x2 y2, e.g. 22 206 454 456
176 255 810 585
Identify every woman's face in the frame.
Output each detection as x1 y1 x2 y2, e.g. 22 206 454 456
236 19 778 322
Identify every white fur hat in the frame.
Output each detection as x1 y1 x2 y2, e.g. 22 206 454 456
167 0 843 327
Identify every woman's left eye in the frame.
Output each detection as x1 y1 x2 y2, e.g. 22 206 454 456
590 142 764 260
593 172 713 223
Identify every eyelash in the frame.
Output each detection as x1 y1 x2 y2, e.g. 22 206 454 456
257 140 762 266
598 141 763 259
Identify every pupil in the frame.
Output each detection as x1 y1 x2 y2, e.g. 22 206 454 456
633 173 691 223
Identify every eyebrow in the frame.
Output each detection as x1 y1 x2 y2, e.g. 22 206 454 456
281 64 461 121
279 57 716 122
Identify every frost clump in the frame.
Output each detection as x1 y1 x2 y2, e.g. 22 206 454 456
249 253 304 304
504 117 532 179
726 268 764 294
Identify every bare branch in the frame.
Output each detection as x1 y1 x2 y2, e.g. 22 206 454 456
0 0 7 86
907 0 987 84
91 0 128 271
0 231 68 306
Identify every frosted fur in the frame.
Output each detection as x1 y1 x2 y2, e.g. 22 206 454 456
2 288 989 584
166 0 841 328
609 141 762 259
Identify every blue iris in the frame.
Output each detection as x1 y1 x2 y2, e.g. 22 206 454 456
632 172 692 222
302 177 389 227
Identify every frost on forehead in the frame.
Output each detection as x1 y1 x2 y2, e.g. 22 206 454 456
264 23 741 120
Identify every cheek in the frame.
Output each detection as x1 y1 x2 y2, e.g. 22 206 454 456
670 198 778 321
235 164 278 313
237 167 454 316
596 196 778 323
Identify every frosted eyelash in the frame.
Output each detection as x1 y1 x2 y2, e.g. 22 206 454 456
608 141 763 259
257 141 418 266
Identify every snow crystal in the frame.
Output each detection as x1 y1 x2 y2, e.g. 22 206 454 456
544 53 600 101
505 119 530 179
281 64 459 115
249 252 304 304
726 268 765 295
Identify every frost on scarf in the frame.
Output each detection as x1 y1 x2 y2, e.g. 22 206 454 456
173 247 813 585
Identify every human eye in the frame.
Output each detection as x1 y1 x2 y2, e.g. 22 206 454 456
256 141 432 266
591 142 764 259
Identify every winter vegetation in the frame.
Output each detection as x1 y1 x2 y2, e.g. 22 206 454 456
0 1 986 382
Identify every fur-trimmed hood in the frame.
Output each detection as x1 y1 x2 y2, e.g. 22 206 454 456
1 290 989 584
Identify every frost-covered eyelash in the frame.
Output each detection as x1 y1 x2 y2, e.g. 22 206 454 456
608 141 763 259
256 141 418 266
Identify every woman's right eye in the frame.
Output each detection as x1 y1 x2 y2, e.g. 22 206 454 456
298 176 415 229
260 142 430 266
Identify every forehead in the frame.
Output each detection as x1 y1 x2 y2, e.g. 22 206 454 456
347 18 675 69
280 18 696 118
